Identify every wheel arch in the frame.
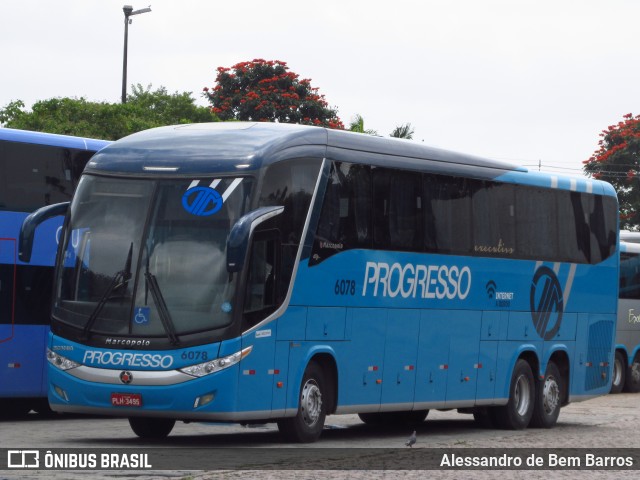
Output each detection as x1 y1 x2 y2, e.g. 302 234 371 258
288 346 338 415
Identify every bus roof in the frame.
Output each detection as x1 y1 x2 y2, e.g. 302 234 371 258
85 123 614 196
0 127 110 152
87 122 525 175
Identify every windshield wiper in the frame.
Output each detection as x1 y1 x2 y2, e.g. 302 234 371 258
82 243 133 340
144 271 180 346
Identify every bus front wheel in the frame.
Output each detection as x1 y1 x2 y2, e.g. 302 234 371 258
277 361 326 443
492 359 535 430
610 351 626 394
128 417 175 439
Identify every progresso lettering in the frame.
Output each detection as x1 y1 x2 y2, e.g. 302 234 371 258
83 350 174 369
362 262 472 300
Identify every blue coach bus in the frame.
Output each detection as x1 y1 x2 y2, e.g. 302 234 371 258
611 239 640 393
0 128 109 416
20 123 618 441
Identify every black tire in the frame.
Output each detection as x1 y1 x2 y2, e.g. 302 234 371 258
610 351 626 394
358 410 428 426
473 408 496 428
624 360 640 393
32 399 55 417
492 359 535 430
530 361 563 428
0 399 31 419
128 417 175 439
277 361 327 443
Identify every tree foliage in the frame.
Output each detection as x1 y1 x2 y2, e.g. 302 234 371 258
348 114 378 135
0 85 217 140
391 123 414 139
583 113 640 229
203 59 344 129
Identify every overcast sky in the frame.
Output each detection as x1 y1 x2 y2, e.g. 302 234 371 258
3 0 640 177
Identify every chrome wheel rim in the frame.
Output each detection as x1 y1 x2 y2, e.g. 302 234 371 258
514 374 531 417
542 375 560 415
613 357 624 387
301 379 322 427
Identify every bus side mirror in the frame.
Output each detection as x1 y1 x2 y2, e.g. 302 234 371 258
19 202 70 263
227 206 284 273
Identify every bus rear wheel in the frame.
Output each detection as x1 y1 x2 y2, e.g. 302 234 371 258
492 359 535 430
610 351 626 394
530 361 563 428
128 417 175 439
624 360 640 393
277 361 326 443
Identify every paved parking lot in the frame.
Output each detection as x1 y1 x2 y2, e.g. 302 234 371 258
2 393 640 479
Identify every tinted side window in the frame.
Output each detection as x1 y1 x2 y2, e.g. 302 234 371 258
516 188 557 260
423 174 472 255
472 181 516 258
589 195 617 263
0 141 91 212
258 158 322 301
620 252 640 300
309 160 617 265
258 158 321 244
373 168 421 251
311 162 371 264
557 191 590 263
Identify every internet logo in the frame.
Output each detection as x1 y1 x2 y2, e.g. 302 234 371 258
486 280 497 299
530 266 564 340
182 186 223 216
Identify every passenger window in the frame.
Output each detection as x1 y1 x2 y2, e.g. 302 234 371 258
423 174 472 255
516 188 557 260
472 181 516 257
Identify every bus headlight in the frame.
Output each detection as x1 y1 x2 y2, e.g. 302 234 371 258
47 348 80 371
180 346 252 378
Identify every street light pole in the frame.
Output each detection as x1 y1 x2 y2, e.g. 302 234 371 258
121 5 151 104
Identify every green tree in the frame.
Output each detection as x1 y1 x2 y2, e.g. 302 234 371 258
348 114 378 135
0 85 217 140
203 59 343 129
583 113 640 229
390 123 414 139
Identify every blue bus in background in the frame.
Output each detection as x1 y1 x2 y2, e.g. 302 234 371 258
611 238 640 393
21 123 619 441
0 128 109 417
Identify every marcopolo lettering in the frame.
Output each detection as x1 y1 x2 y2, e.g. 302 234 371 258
83 350 174 368
105 338 152 347
362 261 472 300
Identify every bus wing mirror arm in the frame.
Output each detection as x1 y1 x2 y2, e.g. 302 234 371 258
19 202 70 263
227 206 284 273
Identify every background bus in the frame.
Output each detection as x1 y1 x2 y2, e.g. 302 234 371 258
0 128 109 416
23 123 619 441
611 239 640 393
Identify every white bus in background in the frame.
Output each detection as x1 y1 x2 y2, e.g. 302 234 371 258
620 230 640 244
612 239 640 393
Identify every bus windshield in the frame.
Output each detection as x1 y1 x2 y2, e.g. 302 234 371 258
54 175 253 342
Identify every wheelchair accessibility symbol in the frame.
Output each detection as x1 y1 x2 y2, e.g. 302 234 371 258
133 307 150 325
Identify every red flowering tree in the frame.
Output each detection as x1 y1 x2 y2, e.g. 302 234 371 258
583 113 640 229
203 59 343 129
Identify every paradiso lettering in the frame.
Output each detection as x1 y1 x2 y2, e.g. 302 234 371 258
362 261 472 299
